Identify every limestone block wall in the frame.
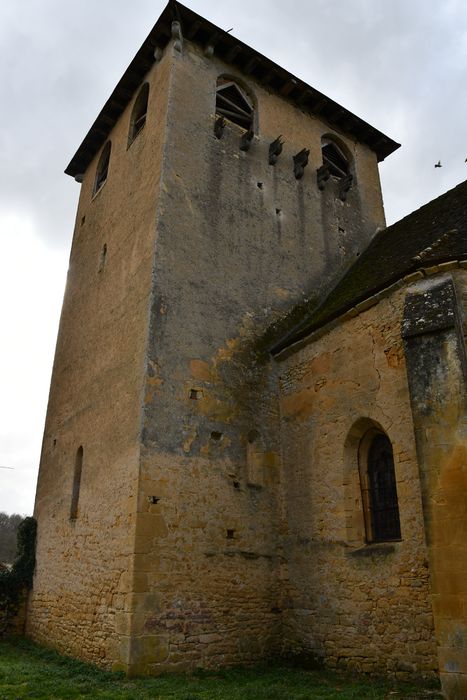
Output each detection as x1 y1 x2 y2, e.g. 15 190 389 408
27 50 173 670
402 270 467 699
128 449 282 674
129 39 387 673
276 286 438 678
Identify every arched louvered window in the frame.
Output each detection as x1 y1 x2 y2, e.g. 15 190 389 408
215 78 254 131
93 141 111 196
365 434 401 542
128 83 149 145
321 137 349 179
70 446 83 520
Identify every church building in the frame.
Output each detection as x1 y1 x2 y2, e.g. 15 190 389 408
27 3 466 698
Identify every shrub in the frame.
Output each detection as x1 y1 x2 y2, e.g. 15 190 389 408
0 516 36 634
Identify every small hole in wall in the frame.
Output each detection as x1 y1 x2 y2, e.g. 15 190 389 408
276 208 281 215
338 226 345 233
53 438 57 447
233 481 240 490
148 496 160 505
211 431 223 441
257 182 263 189
80 216 86 226
190 388 204 400
248 429 260 444
226 529 235 539
98 243 107 273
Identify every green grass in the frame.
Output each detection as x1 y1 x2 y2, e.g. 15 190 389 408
0 638 442 700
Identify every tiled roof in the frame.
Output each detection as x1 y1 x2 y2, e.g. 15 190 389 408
271 179 467 354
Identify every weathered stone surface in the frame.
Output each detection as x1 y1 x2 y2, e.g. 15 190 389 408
276 285 439 679
403 272 467 698
25 11 466 698
26 42 174 671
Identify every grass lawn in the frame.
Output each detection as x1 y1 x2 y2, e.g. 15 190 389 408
0 639 442 700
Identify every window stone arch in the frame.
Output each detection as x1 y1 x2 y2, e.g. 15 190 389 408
361 430 401 542
128 82 149 146
318 134 353 200
93 141 111 196
343 418 401 546
215 76 255 133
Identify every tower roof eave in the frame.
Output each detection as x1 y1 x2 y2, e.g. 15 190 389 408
65 1 400 178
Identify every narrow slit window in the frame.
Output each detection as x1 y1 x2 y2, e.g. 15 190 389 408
215 79 253 131
321 138 349 179
128 83 149 145
366 434 401 542
98 243 107 273
93 141 111 195
70 446 83 520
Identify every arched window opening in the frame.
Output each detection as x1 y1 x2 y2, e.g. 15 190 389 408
93 142 111 196
70 446 83 520
321 137 349 179
128 83 149 145
215 78 254 131
361 433 401 542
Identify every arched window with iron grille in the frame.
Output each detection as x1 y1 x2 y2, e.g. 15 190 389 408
366 433 401 542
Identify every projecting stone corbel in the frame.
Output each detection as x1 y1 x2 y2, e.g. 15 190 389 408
240 128 254 152
153 47 163 62
172 20 183 52
204 32 219 57
214 116 226 139
293 148 310 179
269 136 284 165
317 163 330 190
339 173 353 201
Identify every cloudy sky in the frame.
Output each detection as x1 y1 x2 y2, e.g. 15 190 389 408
1 0 466 516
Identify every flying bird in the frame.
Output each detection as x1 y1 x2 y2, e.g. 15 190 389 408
434 161 442 168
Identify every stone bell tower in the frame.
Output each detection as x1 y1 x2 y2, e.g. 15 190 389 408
27 1 399 674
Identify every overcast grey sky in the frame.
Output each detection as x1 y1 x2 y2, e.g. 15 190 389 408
1 0 466 516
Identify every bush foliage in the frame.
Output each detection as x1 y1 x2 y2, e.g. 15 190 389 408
0 516 36 633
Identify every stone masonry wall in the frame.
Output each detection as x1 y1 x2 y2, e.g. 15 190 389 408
129 38 388 673
402 270 467 699
27 49 173 671
276 285 438 679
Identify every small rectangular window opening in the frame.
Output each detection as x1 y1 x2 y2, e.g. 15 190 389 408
190 388 204 400
70 446 83 520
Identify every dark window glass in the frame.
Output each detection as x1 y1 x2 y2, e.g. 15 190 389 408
367 434 401 541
